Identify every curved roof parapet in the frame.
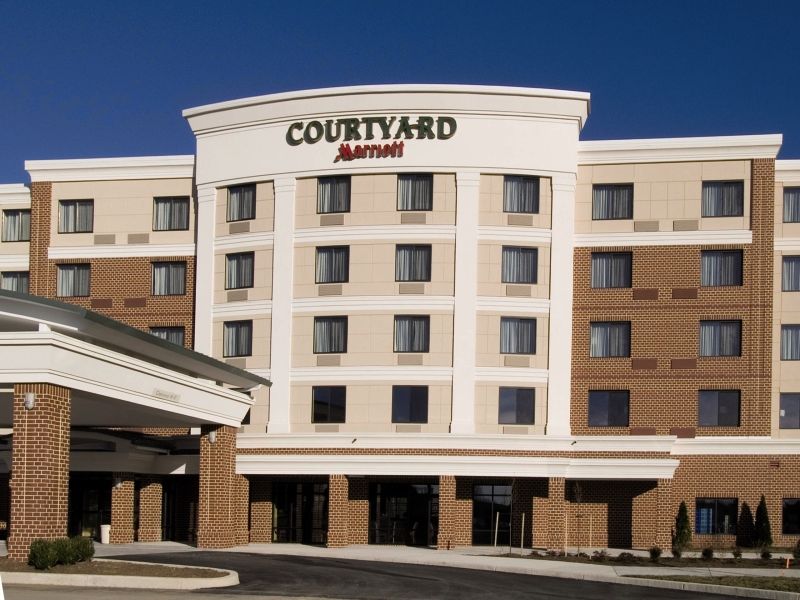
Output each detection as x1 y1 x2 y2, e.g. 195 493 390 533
0 289 269 391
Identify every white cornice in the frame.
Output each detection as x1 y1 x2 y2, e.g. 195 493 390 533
578 134 782 165
776 160 800 183
47 244 195 259
292 295 454 313
215 232 274 250
774 238 800 252
212 300 272 317
574 229 752 248
25 155 195 182
294 225 455 243
475 367 548 383
0 255 29 270
290 366 453 382
671 437 800 455
477 226 552 244
0 184 30 206
476 297 550 314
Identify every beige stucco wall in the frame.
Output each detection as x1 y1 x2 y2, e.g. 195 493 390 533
215 181 274 235
51 179 194 246
475 313 549 369
478 174 552 228
213 247 273 303
0 201 31 256
474 384 548 435
212 315 271 369
477 241 550 298
241 385 270 434
575 161 752 233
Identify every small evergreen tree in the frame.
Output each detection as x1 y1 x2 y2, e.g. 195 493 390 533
754 495 773 550
736 502 755 548
673 501 692 552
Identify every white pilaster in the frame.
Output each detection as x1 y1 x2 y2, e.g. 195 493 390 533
266 177 297 433
194 185 216 354
450 171 481 434
547 173 577 436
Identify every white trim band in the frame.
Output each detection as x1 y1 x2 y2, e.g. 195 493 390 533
48 244 196 259
294 225 456 243
292 295 454 313
290 366 453 382
574 230 753 248
25 155 195 182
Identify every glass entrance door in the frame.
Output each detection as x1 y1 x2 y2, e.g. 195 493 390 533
369 482 438 546
272 481 328 544
472 483 512 545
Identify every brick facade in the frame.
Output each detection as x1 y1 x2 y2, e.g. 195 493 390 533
347 476 370 545
110 472 135 543
327 474 349 548
249 477 273 543
137 477 163 542
197 425 241 548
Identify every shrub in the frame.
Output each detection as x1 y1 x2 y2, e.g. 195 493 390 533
616 551 636 563
28 540 58 570
54 537 80 565
673 501 692 552
732 547 742 559
760 548 772 560
671 546 682 559
71 536 95 562
591 550 609 562
649 546 662 562
794 539 800 561
577 552 589 559
754 495 773 551
701 547 714 561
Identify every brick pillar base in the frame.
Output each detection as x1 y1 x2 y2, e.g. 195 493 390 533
137 477 163 542
197 425 237 549
327 474 349 548
110 472 135 543
656 478 673 549
437 475 456 549
249 477 273 543
8 384 71 561
544 477 567 551
348 477 369 544
234 474 249 546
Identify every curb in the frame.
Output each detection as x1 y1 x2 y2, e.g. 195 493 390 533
619 576 800 600
0 559 239 590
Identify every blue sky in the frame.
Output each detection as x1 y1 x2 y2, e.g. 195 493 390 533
1 0 799 183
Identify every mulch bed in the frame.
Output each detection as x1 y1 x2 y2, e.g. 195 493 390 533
0 557 225 577
514 551 800 569
643 575 800 593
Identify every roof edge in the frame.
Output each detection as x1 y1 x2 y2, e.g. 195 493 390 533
25 155 196 183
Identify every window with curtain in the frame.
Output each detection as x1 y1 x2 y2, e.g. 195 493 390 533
315 246 349 283
498 387 535 425
503 176 539 213
702 181 744 217
313 386 346 423
150 326 185 346
151 261 186 295
397 174 433 211
698 390 740 427
782 256 800 291
223 320 252 357
592 184 633 220
784 188 800 223
58 200 93 233
700 320 742 357
701 250 743 286
227 184 256 222
502 247 537 284
784 499 800 535
500 317 536 354
317 176 351 213
591 252 632 288
225 252 255 289
313 316 347 353
695 498 737 535
391 386 428 423
395 245 432 282
588 390 629 427
56 264 90 297
589 321 630 357
781 325 800 360
394 315 430 352
153 197 190 231
2 209 30 241
780 393 800 429
1 271 29 293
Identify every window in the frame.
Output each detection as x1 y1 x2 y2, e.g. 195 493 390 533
151 261 186 296
315 246 349 283
395 245 432 282
784 188 800 223
702 181 744 217
394 315 430 352
150 326 185 346
317 176 351 213
500 317 536 354
782 256 800 291
227 185 256 222
56 264 90 297
695 498 737 535
312 386 346 423
783 499 800 535
2 209 30 241
397 174 433 211
698 390 740 427
589 322 631 357
701 250 742 286
1 271 29 294
591 252 632 288
592 184 633 220
313 316 347 354
473 483 512 545
225 252 254 289
700 320 741 357
588 390 629 427
153 197 190 231
498 387 535 425
391 386 428 423
502 247 537 284
780 393 800 429
223 320 252 357
58 200 93 233
503 176 539 214
781 325 800 360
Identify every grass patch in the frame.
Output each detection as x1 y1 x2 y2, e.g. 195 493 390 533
641 575 800 593
0 558 225 578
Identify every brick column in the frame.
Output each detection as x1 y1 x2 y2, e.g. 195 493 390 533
327 474 349 548
137 477 163 542
110 472 135 543
249 477 273 543
233 474 249 546
544 477 567 551
197 425 237 548
8 384 70 561
655 478 673 549
348 477 369 544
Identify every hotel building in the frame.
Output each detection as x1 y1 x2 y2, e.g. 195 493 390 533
0 84 799 556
